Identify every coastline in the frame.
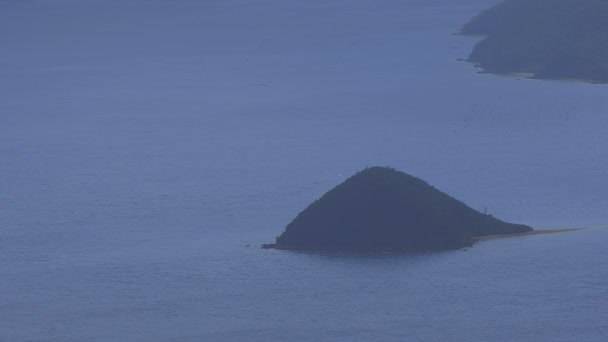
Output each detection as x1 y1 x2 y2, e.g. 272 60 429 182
473 228 584 241
467 61 607 85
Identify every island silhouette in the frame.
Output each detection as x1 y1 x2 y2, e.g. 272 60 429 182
264 167 532 252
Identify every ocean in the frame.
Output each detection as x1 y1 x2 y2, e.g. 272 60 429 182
1 0 607 340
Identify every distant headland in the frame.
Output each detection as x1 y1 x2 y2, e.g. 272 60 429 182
460 0 608 84
264 167 533 252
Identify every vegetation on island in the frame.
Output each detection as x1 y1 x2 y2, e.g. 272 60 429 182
264 167 532 252
461 0 608 83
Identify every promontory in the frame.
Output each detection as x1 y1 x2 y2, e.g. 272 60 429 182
461 0 608 83
264 167 532 252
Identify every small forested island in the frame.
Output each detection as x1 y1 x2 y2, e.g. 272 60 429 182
460 0 608 83
264 167 532 252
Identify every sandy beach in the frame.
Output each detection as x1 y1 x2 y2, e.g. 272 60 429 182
473 228 584 241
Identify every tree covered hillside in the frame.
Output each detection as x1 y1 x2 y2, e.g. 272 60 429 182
461 0 608 83
265 167 532 252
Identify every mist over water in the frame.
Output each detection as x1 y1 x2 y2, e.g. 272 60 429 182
1 0 607 341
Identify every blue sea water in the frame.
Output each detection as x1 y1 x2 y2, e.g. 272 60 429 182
1 0 608 340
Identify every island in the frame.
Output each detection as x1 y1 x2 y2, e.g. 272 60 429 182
263 167 532 252
460 0 608 83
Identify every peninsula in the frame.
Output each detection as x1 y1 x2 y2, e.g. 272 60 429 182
264 167 532 252
460 0 608 83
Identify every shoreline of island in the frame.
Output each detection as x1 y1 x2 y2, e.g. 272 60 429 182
265 228 588 252
473 228 585 242
470 65 603 85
